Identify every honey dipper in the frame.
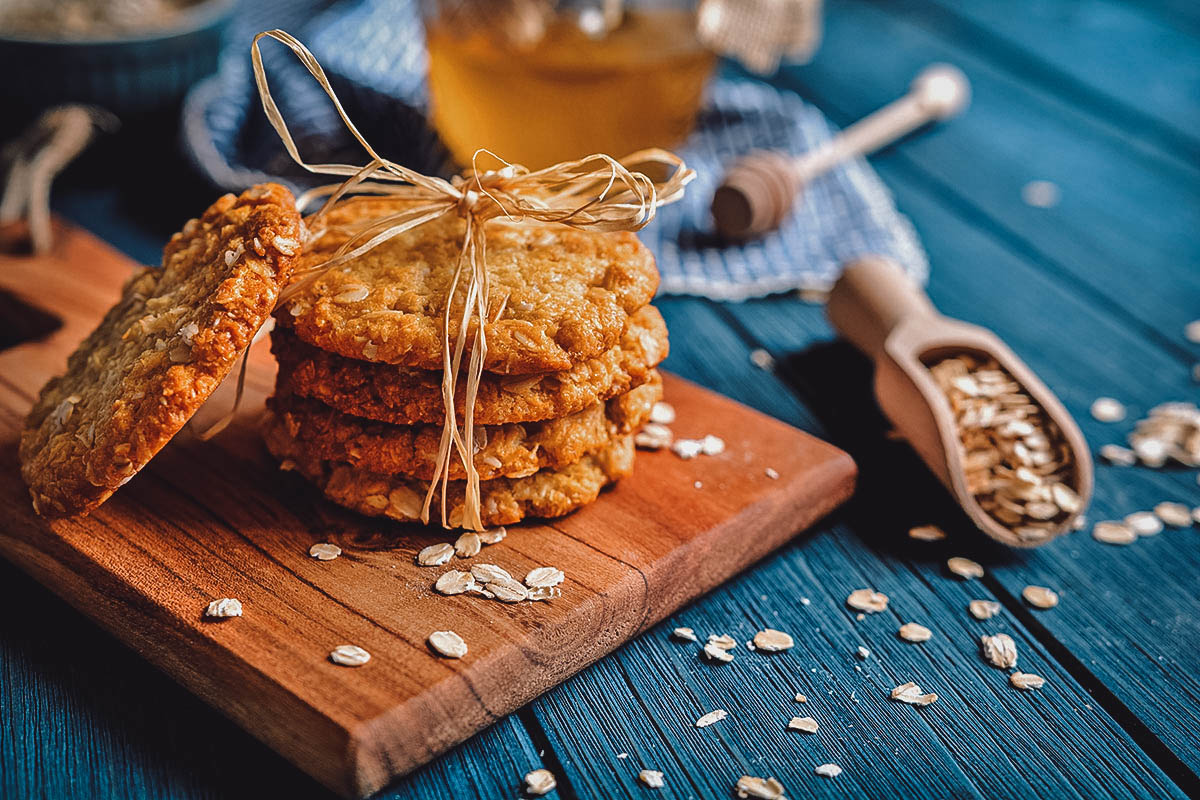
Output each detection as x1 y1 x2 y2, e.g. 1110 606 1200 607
825 256 1093 548
711 64 970 239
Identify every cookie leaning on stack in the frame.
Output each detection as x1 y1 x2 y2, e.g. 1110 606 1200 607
266 196 669 529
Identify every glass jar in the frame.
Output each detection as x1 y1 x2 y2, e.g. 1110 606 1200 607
422 0 716 169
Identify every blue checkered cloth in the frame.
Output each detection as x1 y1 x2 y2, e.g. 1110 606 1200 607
182 0 927 299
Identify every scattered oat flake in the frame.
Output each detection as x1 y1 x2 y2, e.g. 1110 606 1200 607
525 566 565 588
478 526 507 544
635 423 673 450
1093 520 1136 545
1154 502 1193 528
1022 585 1059 609
694 709 727 727
1100 444 1137 466
1090 397 1126 422
707 633 737 650
980 633 1018 668
308 542 341 561
1010 672 1047 690
672 627 698 642
1021 179 1060 208
204 598 242 618
329 644 370 667
470 563 512 583
898 622 933 642
639 769 665 788
787 716 819 733
434 570 476 595
794 693 807 703
890 682 938 706
846 588 889 613
855 646 871 660
814 763 843 779
1125 511 1163 536
671 438 703 459
909 524 946 541
417 543 455 566
701 434 726 455
524 768 556 796
649 401 676 424
1185 320 1200 343
702 642 735 663
527 586 561 602
765 467 779 480
487 576 530 603
753 629 794 652
428 630 467 659
969 600 1001 620
947 556 984 579
749 348 776 370
735 775 786 799
454 532 482 557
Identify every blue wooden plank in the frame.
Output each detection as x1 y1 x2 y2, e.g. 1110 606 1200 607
0 559 550 799
524 295 1187 800
871 0 1200 158
721 170 1200 787
773 0 1200 356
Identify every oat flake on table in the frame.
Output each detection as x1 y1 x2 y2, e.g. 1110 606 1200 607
1090 397 1126 422
1010 672 1047 690
672 627 698 642
695 709 728 727
898 622 933 642
649 401 676 424
980 633 1018 668
753 629 794 652
890 681 938 706
1125 511 1163 536
707 633 737 650
1099 444 1137 466
308 542 341 560
846 588 889 613
204 598 242 618
947 556 984 579
735 775 786 799
525 566 565 588
814 763 843 778
1093 520 1136 545
787 716 819 733
524 768 556 796
478 526 507 544
417 542 455 566
1155 501 1193 527
434 570 476 595
454 532 482 557
639 769 665 788
1022 585 1059 609
329 644 370 667
702 642 735 663
428 630 468 659
969 599 1001 620
909 524 946 541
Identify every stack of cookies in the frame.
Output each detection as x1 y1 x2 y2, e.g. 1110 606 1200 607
265 197 668 529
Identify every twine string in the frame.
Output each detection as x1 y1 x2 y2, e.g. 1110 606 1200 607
250 29 694 529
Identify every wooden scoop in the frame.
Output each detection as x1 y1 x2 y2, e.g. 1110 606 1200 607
711 64 970 239
826 256 1093 547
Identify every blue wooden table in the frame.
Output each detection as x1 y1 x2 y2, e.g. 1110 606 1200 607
3 0 1199 797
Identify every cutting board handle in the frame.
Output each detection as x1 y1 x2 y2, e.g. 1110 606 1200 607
827 255 937 359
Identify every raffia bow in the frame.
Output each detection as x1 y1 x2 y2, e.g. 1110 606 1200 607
251 30 694 530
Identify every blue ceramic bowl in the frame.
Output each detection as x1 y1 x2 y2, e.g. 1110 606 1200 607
0 0 236 116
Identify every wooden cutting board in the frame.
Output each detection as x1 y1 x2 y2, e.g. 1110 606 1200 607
0 222 856 798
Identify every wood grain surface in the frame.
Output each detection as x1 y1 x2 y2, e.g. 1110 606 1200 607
0 223 856 798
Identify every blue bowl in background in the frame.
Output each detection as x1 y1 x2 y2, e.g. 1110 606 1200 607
0 0 236 117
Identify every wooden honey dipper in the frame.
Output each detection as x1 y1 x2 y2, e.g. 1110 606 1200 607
826 256 1093 548
711 64 971 239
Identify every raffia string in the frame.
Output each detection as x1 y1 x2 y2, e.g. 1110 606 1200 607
251 30 694 530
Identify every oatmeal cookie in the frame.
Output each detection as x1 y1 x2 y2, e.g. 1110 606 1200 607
20 184 301 517
265 418 635 527
278 196 659 373
271 304 667 425
270 371 660 480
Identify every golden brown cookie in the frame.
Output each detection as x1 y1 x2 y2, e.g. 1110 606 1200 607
269 371 661 480
278 196 659 374
265 418 635 527
20 184 302 517
271 304 668 425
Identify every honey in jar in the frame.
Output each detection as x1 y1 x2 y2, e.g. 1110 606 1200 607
424 7 715 169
